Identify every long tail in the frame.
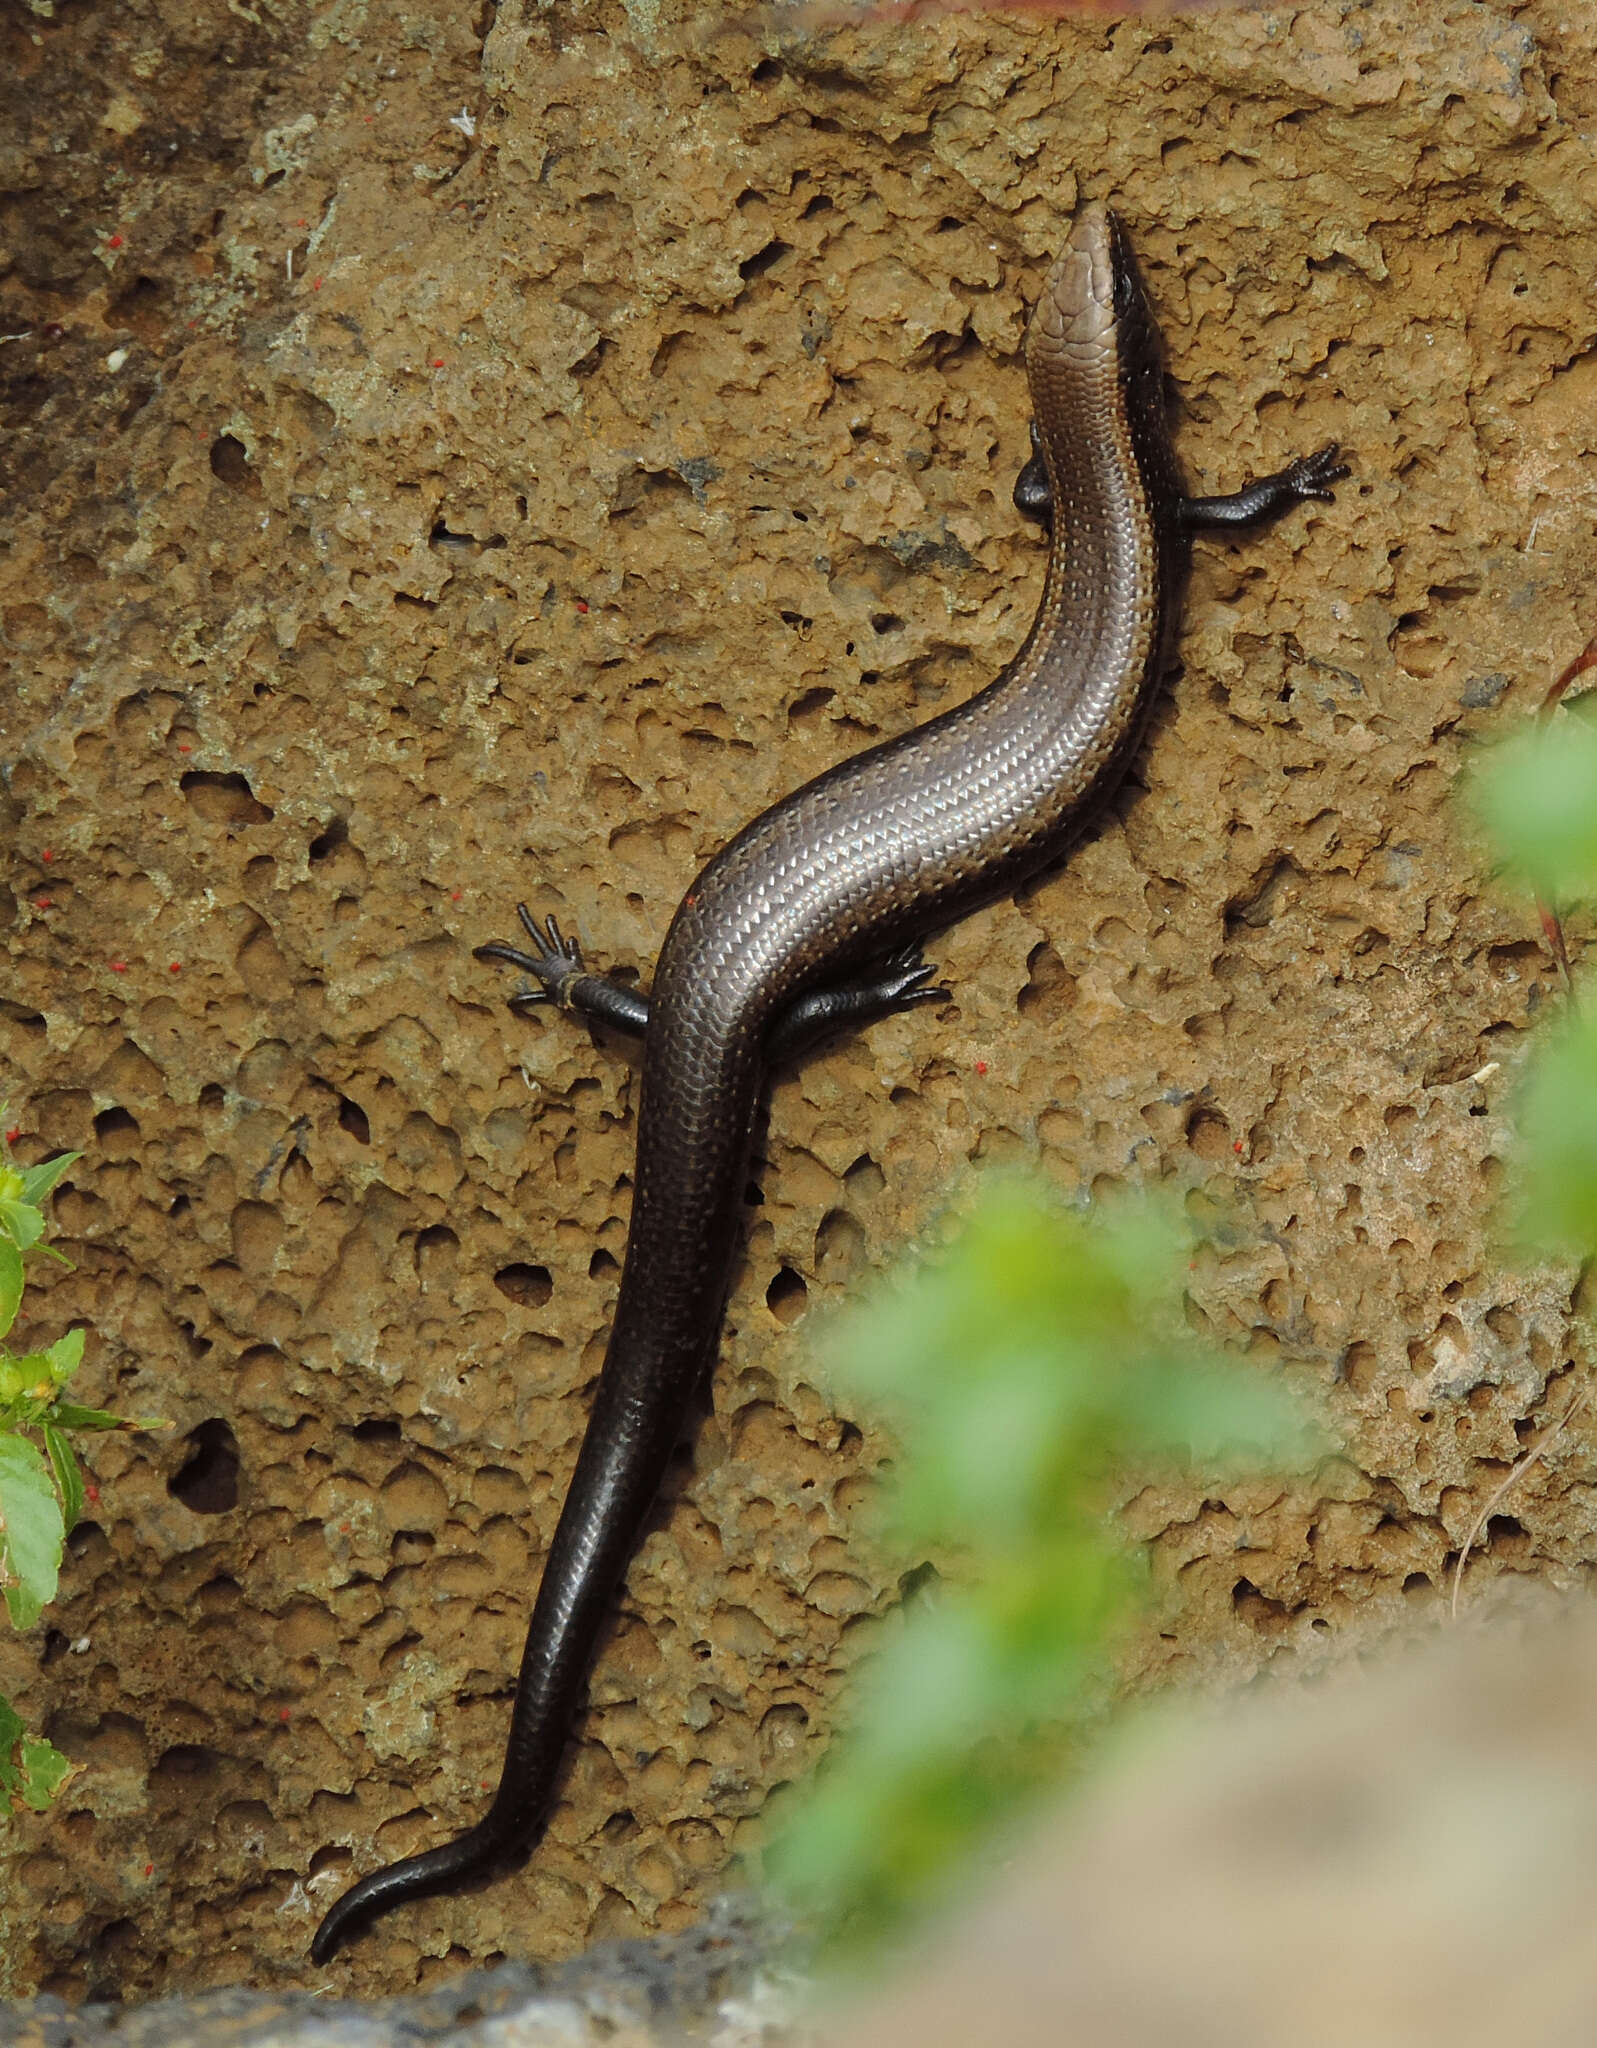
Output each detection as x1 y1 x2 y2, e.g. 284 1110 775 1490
310 1042 760 1962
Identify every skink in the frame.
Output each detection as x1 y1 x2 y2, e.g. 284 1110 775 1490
310 202 1346 1962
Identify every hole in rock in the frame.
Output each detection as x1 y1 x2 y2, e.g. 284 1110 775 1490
494 1263 552 1308
766 1267 807 1324
168 1419 240 1514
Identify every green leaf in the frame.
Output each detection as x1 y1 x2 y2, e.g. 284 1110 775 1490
17 1154 80 1209
763 1176 1330 1960
51 1401 162 1433
40 1425 84 1535
0 1200 42 1254
1514 1003 1597 1257
1117 1355 1330 1474
42 1327 84 1387
0 1694 22 1805
0 1240 21 1342
17 1733 74 1810
0 1353 54 1418
0 1434 63 1628
0 1694 75 1813
1466 704 1597 901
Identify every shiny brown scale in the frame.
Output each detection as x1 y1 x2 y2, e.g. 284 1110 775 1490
311 203 1347 1962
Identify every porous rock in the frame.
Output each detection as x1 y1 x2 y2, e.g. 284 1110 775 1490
2 0 1594 2009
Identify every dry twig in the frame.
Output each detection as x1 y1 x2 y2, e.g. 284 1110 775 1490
1449 1385 1589 1618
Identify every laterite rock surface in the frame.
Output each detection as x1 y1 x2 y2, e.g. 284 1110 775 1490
4 0 1597 2004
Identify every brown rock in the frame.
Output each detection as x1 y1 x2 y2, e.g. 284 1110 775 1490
1 0 1590 2003
827 1593 1597 2048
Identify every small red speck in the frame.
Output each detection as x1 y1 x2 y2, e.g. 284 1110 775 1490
451 890 462 902
107 234 124 250
169 962 182 974
575 600 589 614
339 1521 351 1533
312 277 323 291
85 1484 100 1504
365 114 374 122
430 357 445 369
278 1707 292 1724
297 217 308 227
5 1130 19 1145
109 959 127 974
41 849 53 862
177 743 192 753
34 897 51 910
974 1060 988 1076
144 1863 154 1877
1234 1139 1245 1154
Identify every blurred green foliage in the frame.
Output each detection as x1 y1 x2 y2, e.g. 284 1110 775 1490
0 1120 164 1815
763 1180 1326 1959
1509 1011 1597 1257
763 691 1597 1964
1466 695 1597 907
1465 699 1597 1261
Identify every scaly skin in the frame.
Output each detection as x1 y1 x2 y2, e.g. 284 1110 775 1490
310 203 1346 1963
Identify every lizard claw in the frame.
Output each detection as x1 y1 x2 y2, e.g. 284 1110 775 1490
877 944 951 1011
1284 443 1349 502
475 904 587 1010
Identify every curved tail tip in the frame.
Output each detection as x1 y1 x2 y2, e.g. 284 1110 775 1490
307 1824 509 1963
310 1887 368 1966
309 1915 347 1967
